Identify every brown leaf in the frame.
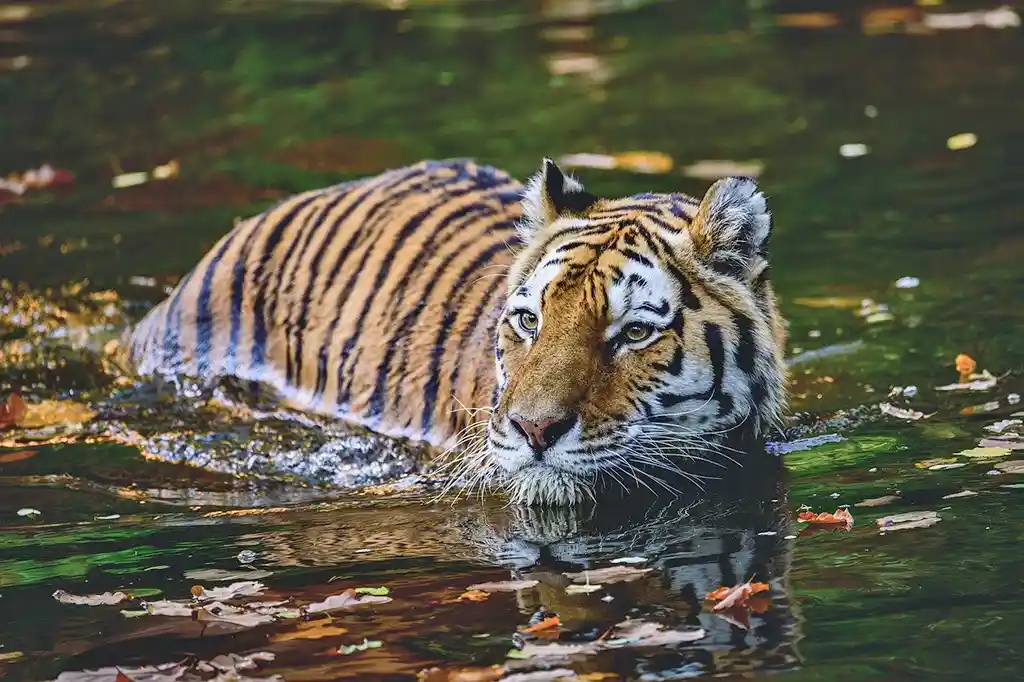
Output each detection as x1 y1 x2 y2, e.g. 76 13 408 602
417 665 505 682
270 617 348 642
855 495 900 508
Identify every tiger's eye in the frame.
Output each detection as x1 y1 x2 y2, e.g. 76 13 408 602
518 311 539 332
624 323 653 343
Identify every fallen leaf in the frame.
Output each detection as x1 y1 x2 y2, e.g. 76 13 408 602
915 457 960 470
53 589 130 606
704 580 770 612
441 590 490 604
0 393 27 429
16 507 41 517
115 671 133 682
797 508 854 530
956 446 1011 459
986 419 1022 434
855 495 901 508
0 651 24 662
193 602 277 628
338 638 383 655
563 565 652 584
879 403 932 421
564 583 603 595
612 151 673 174
0 448 37 463
354 586 390 596
979 439 1024 450
995 460 1024 474
18 399 97 428
876 510 941 532
191 581 266 601
947 133 978 151
521 616 560 634
610 556 647 565
942 490 978 500
955 354 977 379
518 619 705 660
305 589 392 613
465 580 539 593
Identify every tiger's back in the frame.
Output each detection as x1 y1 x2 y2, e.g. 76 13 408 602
130 159 523 447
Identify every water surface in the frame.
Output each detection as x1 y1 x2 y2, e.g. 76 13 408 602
1 1 1023 680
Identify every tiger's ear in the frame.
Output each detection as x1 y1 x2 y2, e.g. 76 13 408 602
689 176 772 282
519 158 599 240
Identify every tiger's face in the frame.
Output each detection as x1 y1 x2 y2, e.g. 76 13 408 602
486 159 787 506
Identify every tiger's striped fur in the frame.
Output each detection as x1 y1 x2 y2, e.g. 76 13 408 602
129 158 787 505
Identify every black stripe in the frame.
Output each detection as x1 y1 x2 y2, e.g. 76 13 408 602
194 229 244 377
162 268 198 368
446 273 507 432
656 322 725 410
332 182 494 405
248 195 324 375
366 204 500 415
227 215 272 373
296 168 447 397
421 241 512 432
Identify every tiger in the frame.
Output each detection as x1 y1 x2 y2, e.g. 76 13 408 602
128 157 787 506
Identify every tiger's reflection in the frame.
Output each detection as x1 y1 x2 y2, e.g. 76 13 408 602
441 464 802 677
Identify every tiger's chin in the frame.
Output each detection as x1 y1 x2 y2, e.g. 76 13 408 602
501 462 595 507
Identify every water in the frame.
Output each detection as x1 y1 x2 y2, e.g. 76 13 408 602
2 0 1023 680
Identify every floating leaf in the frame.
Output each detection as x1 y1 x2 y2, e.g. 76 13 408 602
16 507 41 517
995 460 1024 474
879 403 932 421
191 581 266 601
184 569 275 582
855 495 901 508
876 510 941 532
354 586 390 596
956 446 1011 460
610 556 647 565
338 638 383 655
53 589 130 606
563 565 652 584
305 589 391 613
946 133 978 151
942 490 978 500
441 590 490 604
564 583 603 595
704 581 770 612
797 508 854 530
915 457 959 470
520 616 560 634
0 651 24 662
416 665 506 682
465 580 538 593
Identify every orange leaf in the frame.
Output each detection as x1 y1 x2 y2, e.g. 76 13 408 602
955 353 977 379
521 616 560 634
0 449 37 464
441 590 490 604
271 618 349 642
115 671 134 682
798 508 854 530
704 580 771 612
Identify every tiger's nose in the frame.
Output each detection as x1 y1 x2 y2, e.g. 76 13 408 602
509 413 577 457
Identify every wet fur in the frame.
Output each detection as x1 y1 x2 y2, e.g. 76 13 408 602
129 158 787 506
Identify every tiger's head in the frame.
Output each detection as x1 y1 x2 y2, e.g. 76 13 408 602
486 159 787 506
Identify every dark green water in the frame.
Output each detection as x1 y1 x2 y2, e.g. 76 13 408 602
1 1 1023 680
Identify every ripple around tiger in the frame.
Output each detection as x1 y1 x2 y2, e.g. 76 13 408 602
129 158 788 506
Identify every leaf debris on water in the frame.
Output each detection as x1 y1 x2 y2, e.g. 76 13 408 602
338 638 383 655
563 565 652 584
876 510 941 532
53 589 130 606
305 588 392 613
190 581 266 601
879 403 933 421
465 580 538 593
798 508 854 530
855 494 901 508
994 460 1024 474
